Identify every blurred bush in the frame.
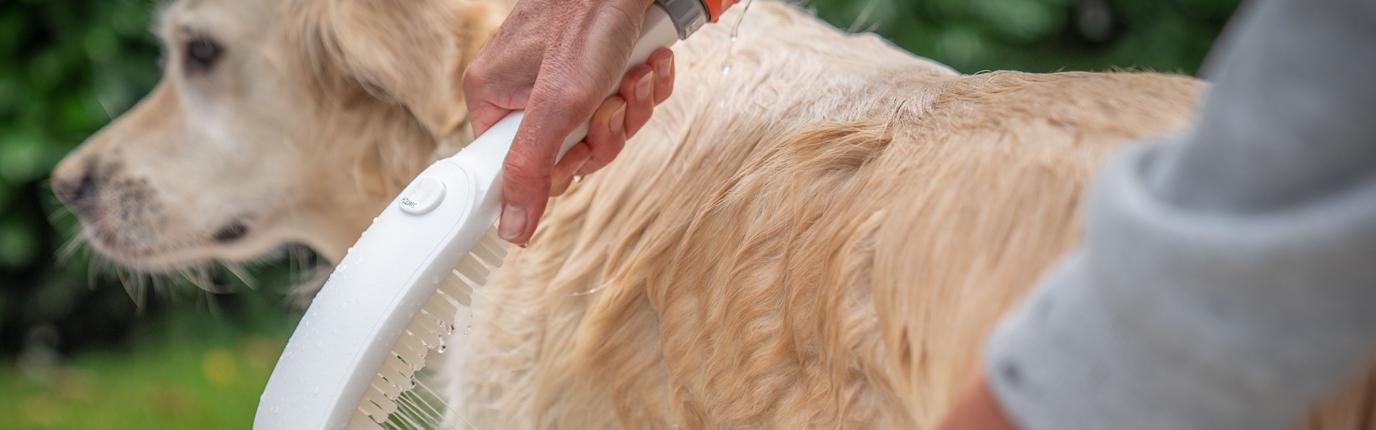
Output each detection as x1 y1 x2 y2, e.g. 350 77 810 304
0 0 304 362
0 0 1239 358
1 0 164 358
809 0 1239 73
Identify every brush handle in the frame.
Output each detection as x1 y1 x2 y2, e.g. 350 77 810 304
254 5 681 430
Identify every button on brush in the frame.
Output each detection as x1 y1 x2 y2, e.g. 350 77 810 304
398 177 445 215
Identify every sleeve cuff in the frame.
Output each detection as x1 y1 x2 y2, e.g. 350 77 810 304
982 142 1376 430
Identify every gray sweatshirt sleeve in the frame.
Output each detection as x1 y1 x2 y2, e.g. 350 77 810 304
984 0 1376 429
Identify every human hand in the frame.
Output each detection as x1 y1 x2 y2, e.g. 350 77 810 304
462 0 676 245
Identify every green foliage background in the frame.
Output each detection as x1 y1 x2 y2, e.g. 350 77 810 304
0 0 1238 428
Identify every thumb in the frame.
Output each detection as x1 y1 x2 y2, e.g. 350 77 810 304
497 87 597 244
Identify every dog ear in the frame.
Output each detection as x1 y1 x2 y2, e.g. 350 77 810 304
296 0 505 138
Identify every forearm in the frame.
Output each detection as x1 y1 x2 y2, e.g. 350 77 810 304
984 0 1376 428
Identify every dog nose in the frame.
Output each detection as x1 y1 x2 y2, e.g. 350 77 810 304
52 162 97 206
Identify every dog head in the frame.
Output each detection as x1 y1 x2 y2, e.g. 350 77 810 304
51 0 504 272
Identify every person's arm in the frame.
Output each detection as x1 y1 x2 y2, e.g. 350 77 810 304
463 0 675 245
944 0 1376 428
935 375 1018 430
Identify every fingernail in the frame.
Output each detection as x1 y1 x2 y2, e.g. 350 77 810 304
610 101 626 135
657 55 672 79
636 72 654 102
499 203 526 242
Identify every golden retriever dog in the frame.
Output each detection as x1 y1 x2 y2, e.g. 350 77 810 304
51 0 1376 428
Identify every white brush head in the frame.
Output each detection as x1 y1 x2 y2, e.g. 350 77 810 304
255 153 507 429
346 233 507 430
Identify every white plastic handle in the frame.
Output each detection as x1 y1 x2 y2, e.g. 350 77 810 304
253 5 681 430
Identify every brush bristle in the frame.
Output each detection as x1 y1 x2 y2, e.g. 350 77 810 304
348 230 509 429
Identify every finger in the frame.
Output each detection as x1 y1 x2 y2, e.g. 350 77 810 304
461 68 497 137
460 14 544 137
579 96 628 175
499 83 600 245
463 63 528 138
463 76 531 138
550 142 592 196
620 64 656 138
467 102 511 138
649 48 674 105
496 0 646 244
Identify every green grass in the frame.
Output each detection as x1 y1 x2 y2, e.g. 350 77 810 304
0 311 295 430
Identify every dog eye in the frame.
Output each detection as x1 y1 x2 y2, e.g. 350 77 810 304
184 36 222 73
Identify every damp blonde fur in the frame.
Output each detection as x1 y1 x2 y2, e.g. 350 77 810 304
59 0 1376 427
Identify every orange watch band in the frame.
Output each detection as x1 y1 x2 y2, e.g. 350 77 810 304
702 0 739 22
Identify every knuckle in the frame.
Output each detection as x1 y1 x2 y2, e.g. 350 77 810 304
530 80 585 112
503 152 551 184
463 63 482 80
548 80 601 109
462 64 489 89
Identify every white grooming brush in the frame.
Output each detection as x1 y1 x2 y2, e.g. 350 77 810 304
253 1 725 428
